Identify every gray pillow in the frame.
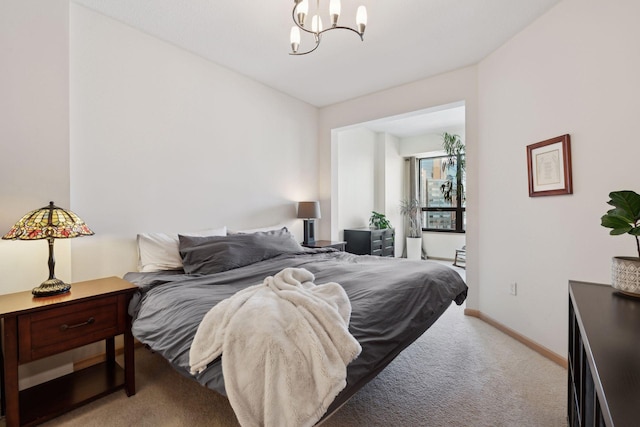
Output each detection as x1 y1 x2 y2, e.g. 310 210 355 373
178 227 303 275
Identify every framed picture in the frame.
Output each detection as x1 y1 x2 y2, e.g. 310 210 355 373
527 134 572 197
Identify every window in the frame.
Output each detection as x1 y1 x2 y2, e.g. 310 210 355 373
418 154 465 232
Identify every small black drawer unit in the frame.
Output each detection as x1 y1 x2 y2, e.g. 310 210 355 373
344 228 394 257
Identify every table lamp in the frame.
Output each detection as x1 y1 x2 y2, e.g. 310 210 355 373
2 201 94 297
297 201 321 245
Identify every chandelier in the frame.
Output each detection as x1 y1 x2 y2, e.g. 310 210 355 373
290 0 367 55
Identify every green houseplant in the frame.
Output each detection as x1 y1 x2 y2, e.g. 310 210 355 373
369 211 392 230
400 199 422 259
600 190 640 296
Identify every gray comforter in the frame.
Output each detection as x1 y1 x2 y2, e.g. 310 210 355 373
125 249 467 419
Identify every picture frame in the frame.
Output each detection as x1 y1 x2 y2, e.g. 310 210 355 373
526 134 572 197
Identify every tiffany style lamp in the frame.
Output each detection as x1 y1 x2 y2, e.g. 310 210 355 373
2 201 94 297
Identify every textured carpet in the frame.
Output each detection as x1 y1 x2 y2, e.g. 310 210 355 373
38 270 567 427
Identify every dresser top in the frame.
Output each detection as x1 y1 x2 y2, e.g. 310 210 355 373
569 280 640 426
0 276 136 317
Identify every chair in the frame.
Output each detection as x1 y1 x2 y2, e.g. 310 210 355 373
453 245 466 269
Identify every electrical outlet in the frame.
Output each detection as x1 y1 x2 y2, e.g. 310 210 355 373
510 282 517 296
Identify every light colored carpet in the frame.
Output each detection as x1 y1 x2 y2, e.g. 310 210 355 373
35 265 567 427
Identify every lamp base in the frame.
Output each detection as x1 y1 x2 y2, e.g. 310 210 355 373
302 219 316 245
32 278 71 297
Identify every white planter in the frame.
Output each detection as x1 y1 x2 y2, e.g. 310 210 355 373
611 256 640 297
406 237 422 260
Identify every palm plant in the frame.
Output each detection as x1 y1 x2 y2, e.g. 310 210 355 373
441 132 466 204
400 199 422 238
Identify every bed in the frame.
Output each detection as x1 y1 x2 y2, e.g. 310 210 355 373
125 227 467 424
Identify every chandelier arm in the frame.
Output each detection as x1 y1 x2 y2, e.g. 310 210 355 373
291 11 364 40
290 0 364 54
289 35 322 56
318 25 364 41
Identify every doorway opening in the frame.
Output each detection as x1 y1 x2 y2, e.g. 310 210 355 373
331 101 466 261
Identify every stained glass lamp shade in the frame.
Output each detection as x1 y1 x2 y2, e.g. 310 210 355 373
2 201 94 297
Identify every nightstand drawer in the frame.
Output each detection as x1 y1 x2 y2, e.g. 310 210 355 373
18 295 125 363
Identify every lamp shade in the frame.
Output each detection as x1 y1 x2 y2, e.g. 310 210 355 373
297 201 321 219
3 201 94 240
2 201 94 297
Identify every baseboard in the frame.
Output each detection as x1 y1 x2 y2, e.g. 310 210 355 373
464 308 567 369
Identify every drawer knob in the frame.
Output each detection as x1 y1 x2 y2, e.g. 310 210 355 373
60 317 95 331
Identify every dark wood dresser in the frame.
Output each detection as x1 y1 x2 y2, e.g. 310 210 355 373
568 280 640 427
343 228 394 257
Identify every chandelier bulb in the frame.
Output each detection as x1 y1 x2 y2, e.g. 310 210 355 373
330 0 341 27
311 15 323 34
289 0 366 55
356 6 367 35
298 0 309 15
296 0 308 26
290 26 301 53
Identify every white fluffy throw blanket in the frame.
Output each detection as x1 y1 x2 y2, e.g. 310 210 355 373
189 267 362 427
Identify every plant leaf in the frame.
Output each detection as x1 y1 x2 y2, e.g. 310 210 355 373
607 191 640 221
601 214 633 233
606 207 635 223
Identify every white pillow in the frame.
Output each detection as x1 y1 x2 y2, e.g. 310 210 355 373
137 226 227 272
228 223 289 234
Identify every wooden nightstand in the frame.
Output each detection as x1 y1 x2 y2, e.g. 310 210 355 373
302 240 346 251
0 276 137 427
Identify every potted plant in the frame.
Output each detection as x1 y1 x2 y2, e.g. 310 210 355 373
400 198 422 260
600 190 640 296
369 211 392 230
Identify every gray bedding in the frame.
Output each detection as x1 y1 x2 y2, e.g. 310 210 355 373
125 249 467 419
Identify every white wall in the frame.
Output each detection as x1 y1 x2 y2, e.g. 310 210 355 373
320 66 480 309
383 134 403 257
0 0 77 389
424 232 466 260
336 128 377 237
0 0 72 294
477 0 640 357
69 5 319 280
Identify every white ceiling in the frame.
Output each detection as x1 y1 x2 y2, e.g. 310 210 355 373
72 0 561 109
362 103 466 139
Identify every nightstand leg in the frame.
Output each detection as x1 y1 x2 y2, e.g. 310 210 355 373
105 337 115 366
124 314 135 396
3 316 19 427
0 319 4 416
